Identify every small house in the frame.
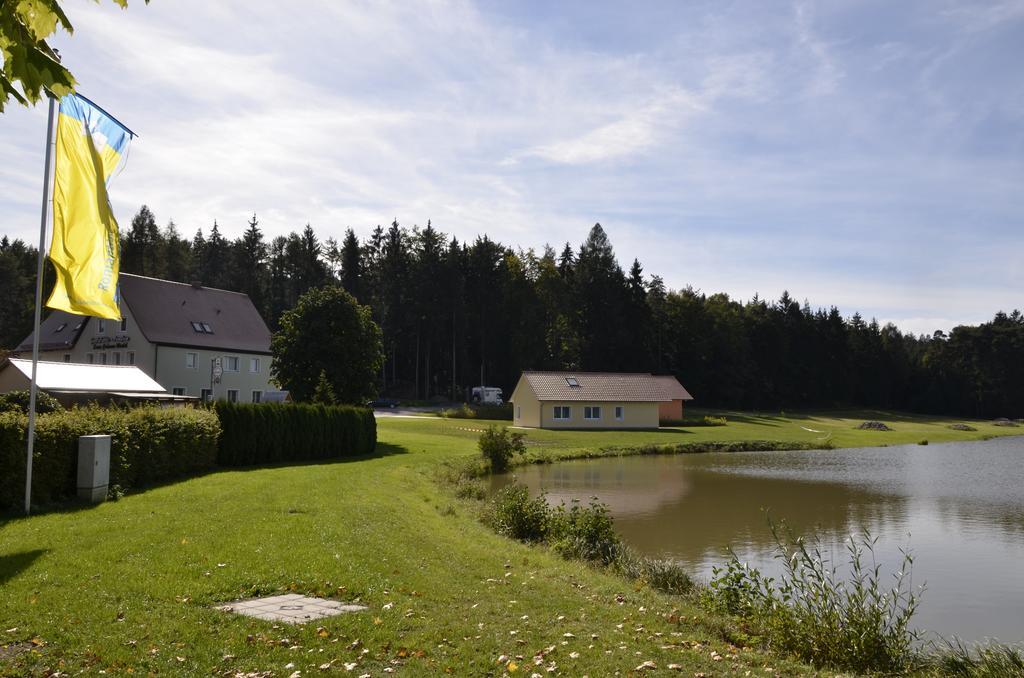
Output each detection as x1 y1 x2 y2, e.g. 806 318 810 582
509 371 693 429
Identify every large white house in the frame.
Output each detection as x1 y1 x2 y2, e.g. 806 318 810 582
15 273 276 402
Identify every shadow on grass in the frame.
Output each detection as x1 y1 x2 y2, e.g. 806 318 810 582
2 443 410 522
688 411 785 427
0 549 46 586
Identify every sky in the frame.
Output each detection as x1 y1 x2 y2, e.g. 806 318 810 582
2 0 1022 336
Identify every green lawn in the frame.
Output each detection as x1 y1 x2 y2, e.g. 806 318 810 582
1 409 1017 676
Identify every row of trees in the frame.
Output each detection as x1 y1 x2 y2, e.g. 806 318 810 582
2 208 1022 417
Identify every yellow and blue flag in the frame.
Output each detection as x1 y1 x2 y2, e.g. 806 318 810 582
46 93 134 321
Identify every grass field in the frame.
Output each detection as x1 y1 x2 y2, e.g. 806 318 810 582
1 408 1018 676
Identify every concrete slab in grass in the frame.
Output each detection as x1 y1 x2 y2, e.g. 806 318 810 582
217 593 367 623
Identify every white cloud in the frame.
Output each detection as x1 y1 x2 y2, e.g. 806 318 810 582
0 0 1021 332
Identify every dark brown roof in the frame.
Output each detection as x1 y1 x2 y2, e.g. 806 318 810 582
120 274 271 353
518 371 692 402
15 309 88 352
18 274 271 354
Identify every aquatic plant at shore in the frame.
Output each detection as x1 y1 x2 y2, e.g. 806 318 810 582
702 522 923 673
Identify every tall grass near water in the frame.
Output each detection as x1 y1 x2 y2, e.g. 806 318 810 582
702 521 923 673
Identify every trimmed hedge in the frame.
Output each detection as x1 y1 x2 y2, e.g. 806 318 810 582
0 405 220 511
214 402 376 466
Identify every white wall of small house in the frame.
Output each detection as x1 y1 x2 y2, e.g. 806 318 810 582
538 401 660 429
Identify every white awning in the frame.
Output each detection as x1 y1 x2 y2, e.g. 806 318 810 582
3 359 166 394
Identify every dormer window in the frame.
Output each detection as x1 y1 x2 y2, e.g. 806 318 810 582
565 377 580 388
54 323 67 333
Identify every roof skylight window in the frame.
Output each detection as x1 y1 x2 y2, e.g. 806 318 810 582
191 321 204 332
191 321 215 334
201 323 213 334
565 377 580 387
54 323 67 333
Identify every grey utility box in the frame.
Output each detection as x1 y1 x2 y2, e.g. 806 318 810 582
78 435 111 503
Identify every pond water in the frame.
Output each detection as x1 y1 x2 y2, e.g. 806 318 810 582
491 437 1024 644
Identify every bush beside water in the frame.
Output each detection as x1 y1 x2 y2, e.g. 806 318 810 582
482 482 693 595
0 405 219 510
478 425 525 472
215 401 376 466
702 523 922 673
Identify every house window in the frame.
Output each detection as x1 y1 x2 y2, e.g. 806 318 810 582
63 354 71 363
249 357 260 373
516 406 521 419
112 352 121 365
584 406 602 420
97 353 107 365
227 389 238 403
120 318 128 331
565 377 580 388
86 353 94 364
225 356 239 372
251 390 262 403
97 319 105 334
55 323 67 333
127 351 135 365
186 352 197 369
553 406 571 420
200 388 213 402
172 387 185 396
190 321 214 334
615 406 624 421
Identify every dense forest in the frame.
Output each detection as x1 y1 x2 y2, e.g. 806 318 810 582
2 206 1022 418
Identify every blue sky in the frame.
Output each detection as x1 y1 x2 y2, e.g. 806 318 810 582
2 0 1022 335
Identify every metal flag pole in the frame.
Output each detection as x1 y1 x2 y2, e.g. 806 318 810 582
25 94 57 516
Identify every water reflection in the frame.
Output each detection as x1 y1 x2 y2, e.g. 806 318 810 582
492 437 1024 643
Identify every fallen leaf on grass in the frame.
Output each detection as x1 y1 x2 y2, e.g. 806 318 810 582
635 660 657 670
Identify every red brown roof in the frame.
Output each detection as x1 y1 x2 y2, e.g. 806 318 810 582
519 371 692 402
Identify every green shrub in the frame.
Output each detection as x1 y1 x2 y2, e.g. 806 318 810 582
473 403 513 420
442 403 513 420
442 403 476 418
661 415 727 427
702 523 922 673
0 405 219 511
613 546 694 595
549 498 620 564
0 389 63 414
484 484 550 542
937 640 1024 676
214 401 376 466
478 425 525 473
